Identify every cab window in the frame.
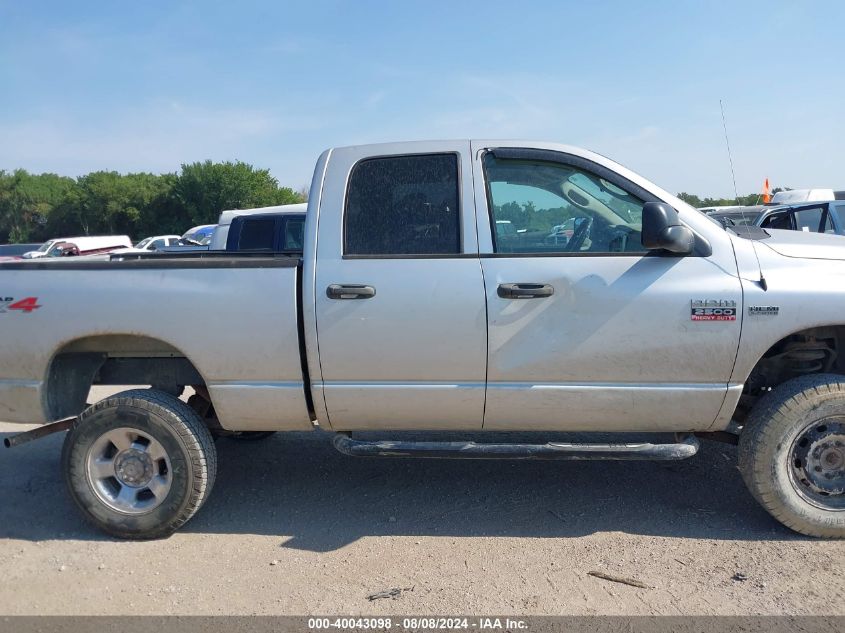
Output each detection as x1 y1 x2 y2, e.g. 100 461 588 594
345 154 460 256
484 154 646 254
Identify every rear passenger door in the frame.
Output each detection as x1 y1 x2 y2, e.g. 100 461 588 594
314 143 487 430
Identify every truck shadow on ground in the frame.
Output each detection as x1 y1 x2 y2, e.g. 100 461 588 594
0 430 805 550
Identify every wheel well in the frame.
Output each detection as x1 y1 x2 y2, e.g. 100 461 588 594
736 326 845 422
45 335 206 420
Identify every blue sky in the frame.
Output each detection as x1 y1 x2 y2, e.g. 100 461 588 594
1 1 842 196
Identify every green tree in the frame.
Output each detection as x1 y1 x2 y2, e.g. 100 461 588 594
0 170 75 243
173 160 303 226
677 192 703 207
1 161 304 243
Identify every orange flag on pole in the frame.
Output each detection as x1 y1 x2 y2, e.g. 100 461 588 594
762 178 771 204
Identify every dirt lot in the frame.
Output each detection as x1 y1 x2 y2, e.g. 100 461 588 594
0 389 843 616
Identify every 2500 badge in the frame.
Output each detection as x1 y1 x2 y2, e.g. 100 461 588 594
0 297 42 313
691 299 736 321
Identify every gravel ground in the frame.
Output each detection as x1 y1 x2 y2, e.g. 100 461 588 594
0 388 843 616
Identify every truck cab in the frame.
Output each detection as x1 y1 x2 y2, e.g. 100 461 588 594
305 141 740 432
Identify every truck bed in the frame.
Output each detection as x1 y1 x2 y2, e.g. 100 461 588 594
0 253 312 431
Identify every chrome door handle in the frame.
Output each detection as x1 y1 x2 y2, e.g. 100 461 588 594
497 283 554 299
327 284 376 300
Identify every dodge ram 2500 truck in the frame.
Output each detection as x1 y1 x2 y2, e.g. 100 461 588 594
1 140 844 540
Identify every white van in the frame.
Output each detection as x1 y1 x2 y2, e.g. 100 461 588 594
209 203 307 250
770 189 845 205
22 236 132 259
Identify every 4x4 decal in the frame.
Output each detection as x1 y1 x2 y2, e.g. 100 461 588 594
0 297 42 313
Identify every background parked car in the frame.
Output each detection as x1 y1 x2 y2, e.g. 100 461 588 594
110 235 180 255
209 203 307 250
706 201 845 236
0 243 40 259
21 236 132 258
180 224 216 245
704 206 767 227
226 211 305 252
770 188 845 204
758 201 845 234
135 235 180 250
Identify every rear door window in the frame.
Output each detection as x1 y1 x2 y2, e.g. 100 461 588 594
794 206 825 233
345 154 460 256
283 218 305 251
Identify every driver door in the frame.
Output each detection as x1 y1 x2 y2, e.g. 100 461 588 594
474 146 743 431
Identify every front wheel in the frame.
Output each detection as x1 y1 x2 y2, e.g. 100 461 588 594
62 389 217 539
739 374 845 538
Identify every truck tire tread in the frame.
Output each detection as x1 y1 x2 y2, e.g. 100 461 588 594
738 374 845 538
62 388 217 539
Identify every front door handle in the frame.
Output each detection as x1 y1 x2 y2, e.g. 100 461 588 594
327 284 376 300
497 283 554 299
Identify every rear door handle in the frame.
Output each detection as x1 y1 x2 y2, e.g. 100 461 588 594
327 284 376 300
497 283 554 299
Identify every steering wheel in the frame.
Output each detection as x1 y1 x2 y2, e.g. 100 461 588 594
565 217 593 252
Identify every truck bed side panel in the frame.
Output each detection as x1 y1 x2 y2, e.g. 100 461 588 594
0 259 311 431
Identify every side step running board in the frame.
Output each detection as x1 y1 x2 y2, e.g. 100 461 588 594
332 433 699 461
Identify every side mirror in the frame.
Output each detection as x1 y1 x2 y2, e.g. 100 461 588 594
641 202 695 254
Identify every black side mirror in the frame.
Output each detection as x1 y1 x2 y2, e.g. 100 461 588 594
641 202 695 254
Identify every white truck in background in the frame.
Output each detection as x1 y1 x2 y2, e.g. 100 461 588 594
22 236 132 258
208 203 307 250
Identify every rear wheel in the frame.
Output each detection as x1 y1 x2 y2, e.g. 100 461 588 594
62 389 217 539
739 374 845 538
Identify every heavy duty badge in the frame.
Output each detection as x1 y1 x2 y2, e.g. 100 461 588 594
691 299 736 321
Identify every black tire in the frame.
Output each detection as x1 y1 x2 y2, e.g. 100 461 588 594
738 374 845 538
62 389 217 539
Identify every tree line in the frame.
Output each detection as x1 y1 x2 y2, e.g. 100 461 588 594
0 161 304 244
0 161 786 246
676 189 788 208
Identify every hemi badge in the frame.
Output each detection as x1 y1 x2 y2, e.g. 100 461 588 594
749 306 779 316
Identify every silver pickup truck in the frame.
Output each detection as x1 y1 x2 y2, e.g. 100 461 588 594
2 140 844 539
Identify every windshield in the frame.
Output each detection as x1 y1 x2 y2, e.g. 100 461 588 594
36 240 55 253
135 237 152 249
